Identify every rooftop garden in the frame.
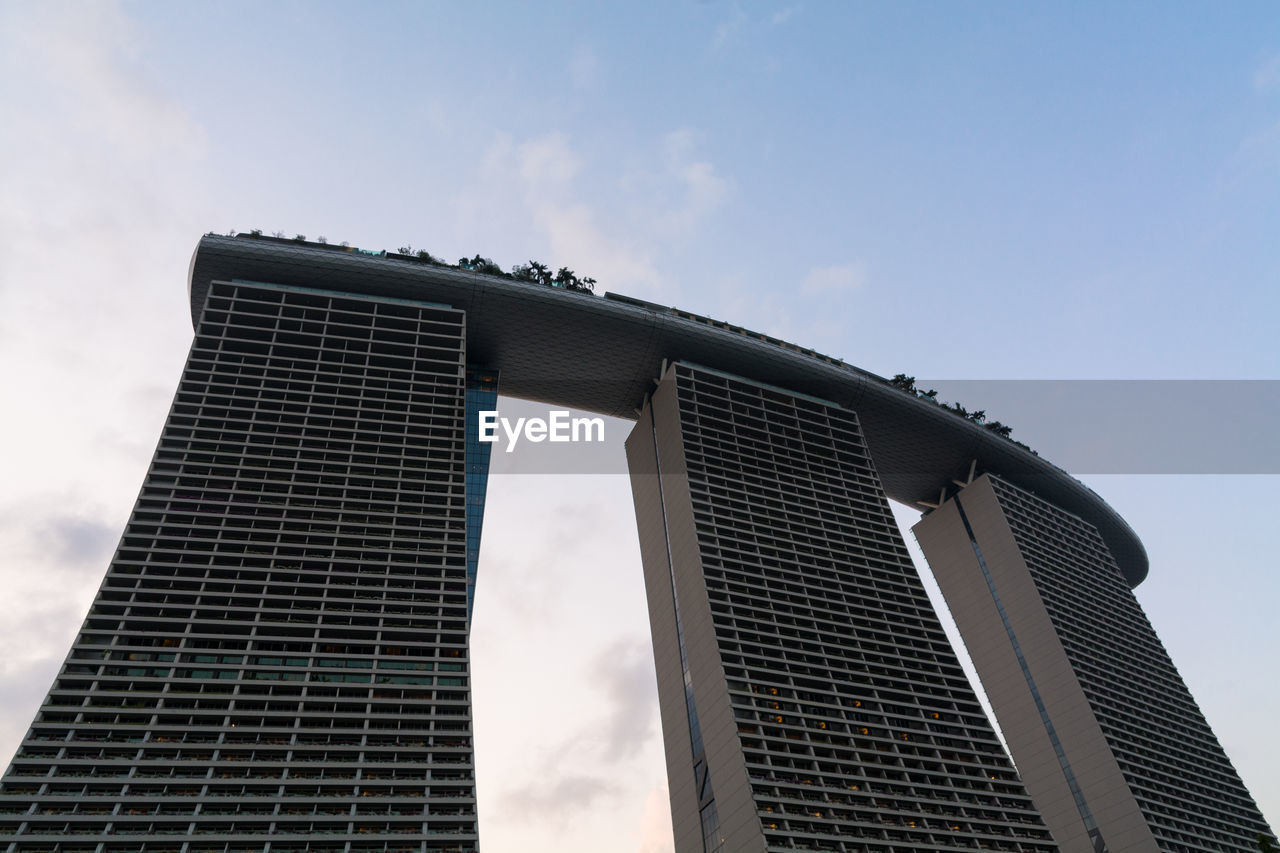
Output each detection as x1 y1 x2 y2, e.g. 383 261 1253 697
209 229 1034 455
888 374 1035 454
222 229 599 294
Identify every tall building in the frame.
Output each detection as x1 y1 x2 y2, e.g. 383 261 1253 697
0 233 1271 852
0 279 481 851
913 473 1272 853
627 364 1056 852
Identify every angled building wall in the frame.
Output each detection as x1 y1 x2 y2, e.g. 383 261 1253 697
0 280 480 852
627 363 1057 853
913 473 1273 853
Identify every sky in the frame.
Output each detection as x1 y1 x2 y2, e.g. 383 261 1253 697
0 1 1277 849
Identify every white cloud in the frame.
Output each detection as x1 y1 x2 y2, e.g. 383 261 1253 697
0 0 209 772
655 130 732 235
711 6 748 50
588 638 660 760
538 201 663 289
518 132 581 194
0 656 68 763
456 131 668 293
499 773 624 821
1 1 204 170
469 474 667 853
771 6 799 26
700 260 868 364
452 124 734 303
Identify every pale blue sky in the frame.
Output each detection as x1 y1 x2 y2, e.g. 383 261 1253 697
128 0 1280 378
1 2 1276 849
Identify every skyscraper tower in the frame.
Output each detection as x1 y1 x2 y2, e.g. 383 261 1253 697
0 233 1271 852
913 473 1272 852
627 364 1056 852
0 279 481 850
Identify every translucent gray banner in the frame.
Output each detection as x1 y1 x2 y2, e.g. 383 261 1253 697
924 380 1279 475
476 381 1279 475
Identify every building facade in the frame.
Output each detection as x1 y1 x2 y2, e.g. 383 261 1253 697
0 234 1272 852
627 364 1056 852
913 474 1272 852
0 279 481 851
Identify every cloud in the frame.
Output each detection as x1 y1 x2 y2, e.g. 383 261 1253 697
771 6 799 26
458 131 666 293
0 655 65 766
0 503 116 673
499 773 623 821
37 515 118 567
711 5 798 51
0 0 208 773
655 130 732 236
588 638 660 760
454 123 734 304
0 0 205 362
2 2 204 165
518 132 581 195
609 130 732 248
711 7 748 49
474 476 629 628
467 473 663 851
702 260 868 365
0 593 87 663
802 263 866 295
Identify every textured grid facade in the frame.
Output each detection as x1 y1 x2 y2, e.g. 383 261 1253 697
914 473 1273 853
0 281 479 853
627 363 1057 853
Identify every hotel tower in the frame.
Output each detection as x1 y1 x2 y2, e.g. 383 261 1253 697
0 234 1270 853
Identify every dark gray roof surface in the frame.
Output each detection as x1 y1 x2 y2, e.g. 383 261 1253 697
189 234 1148 587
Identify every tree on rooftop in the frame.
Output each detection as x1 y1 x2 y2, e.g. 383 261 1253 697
459 255 504 276
890 374 917 393
985 421 1013 438
520 261 551 285
554 267 579 289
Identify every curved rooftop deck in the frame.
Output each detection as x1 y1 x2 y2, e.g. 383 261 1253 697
189 234 1148 587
